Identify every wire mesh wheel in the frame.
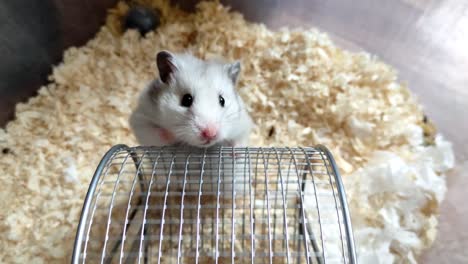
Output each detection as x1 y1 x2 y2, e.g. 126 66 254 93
72 145 357 264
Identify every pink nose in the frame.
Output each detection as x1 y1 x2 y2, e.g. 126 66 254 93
201 125 218 141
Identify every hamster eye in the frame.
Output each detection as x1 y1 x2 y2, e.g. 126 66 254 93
181 94 193 107
219 95 225 107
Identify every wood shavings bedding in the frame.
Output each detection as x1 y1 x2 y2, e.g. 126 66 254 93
0 0 454 263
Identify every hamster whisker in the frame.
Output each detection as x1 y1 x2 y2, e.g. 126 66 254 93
222 109 242 120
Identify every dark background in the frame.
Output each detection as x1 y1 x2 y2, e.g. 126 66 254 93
0 0 116 125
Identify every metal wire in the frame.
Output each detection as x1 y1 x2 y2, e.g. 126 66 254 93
72 145 357 264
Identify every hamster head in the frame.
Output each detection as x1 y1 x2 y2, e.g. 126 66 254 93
149 51 247 147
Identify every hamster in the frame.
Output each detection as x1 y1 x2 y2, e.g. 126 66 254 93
129 50 253 148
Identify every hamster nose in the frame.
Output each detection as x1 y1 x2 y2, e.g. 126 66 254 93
201 125 218 141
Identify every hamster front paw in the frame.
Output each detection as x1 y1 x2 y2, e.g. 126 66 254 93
157 127 175 145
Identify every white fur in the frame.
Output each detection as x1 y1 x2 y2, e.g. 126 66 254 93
129 52 253 147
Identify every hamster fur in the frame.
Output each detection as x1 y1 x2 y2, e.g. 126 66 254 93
129 51 253 148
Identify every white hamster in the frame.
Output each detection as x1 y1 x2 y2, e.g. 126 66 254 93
129 50 253 148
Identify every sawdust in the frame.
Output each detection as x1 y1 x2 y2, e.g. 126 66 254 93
0 0 454 263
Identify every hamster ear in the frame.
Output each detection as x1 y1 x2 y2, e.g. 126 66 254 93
148 80 160 99
226 61 241 84
156 51 177 84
